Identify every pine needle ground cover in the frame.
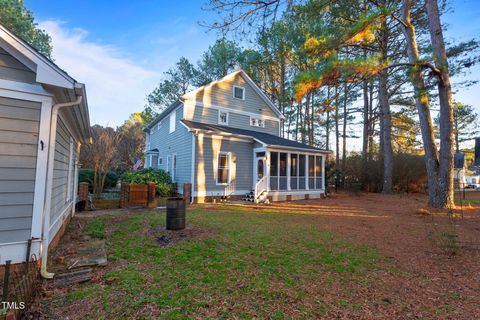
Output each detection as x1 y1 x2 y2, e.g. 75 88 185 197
31 193 480 319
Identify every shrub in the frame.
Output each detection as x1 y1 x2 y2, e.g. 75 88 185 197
122 168 173 196
79 169 119 192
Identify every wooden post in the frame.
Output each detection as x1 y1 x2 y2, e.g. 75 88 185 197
147 182 157 208
79 182 89 202
183 183 192 205
119 182 130 208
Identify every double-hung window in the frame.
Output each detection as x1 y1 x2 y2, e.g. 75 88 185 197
250 116 265 128
218 110 228 125
217 152 231 184
233 85 245 100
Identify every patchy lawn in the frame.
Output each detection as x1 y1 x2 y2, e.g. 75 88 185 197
29 193 480 319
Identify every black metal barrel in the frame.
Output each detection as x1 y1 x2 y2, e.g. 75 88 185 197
166 197 186 230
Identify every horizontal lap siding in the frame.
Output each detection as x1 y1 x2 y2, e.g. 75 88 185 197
49 115 76 238
191 73 277 118
148 106 192 192
189 104 279 136
0 48 36 83
0 97 40 243
195 135 253 194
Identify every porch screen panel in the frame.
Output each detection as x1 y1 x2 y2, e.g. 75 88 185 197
279 153 287 190
315 156 322 189
299 154 306 189
270 152 278 190
290 154 298 190
308 155 315 189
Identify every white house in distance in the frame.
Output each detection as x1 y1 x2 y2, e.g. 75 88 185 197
0 23 91 277
144 69 330 203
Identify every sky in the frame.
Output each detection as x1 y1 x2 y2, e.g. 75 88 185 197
25 0 480 134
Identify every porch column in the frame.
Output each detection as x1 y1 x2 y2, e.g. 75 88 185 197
305 154 309 190
266 150 271 191
322 155 326 190
287 152 291 191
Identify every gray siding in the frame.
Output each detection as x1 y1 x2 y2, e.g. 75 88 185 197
0 97 40 243
147 106 192 192
188 104 279 135
49 113 77 239
195 134 254 195
0 48 36 83
185 72 281 136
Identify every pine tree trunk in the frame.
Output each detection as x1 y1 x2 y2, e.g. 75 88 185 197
335 85 340 189
368 83 375 161
455 117 459 153
310 93 315 145
326 87 331 150
378 20 393 194
362 80 369 189
305 93 311 145
401 0 443 207
342 81 348 187
425 0 455 208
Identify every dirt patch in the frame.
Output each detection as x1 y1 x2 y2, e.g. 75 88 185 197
149 225 211 247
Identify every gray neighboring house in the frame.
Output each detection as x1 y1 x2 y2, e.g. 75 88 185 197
144 70 329 203
0 23 90 276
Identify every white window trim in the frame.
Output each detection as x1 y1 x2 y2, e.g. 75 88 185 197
158 157 163 166
216 151 231 185
166 155 171 174
233 85 245 100
171 153 177 182
218 110 229 125
157 121 162 130
169 112 176 133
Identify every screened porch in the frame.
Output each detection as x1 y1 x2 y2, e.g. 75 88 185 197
254 149 325 194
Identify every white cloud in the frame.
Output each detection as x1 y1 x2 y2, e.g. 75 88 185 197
39 20 160 127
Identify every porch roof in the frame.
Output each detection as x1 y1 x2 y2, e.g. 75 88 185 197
182 120 330 153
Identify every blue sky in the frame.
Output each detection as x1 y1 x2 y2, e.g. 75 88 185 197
25 0 480 131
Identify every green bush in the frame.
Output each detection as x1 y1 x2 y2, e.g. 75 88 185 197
122 168 173 196
79 169 119 192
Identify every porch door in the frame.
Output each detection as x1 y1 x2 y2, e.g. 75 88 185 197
256 157 265 181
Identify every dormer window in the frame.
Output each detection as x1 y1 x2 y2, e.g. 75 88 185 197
250 116 265 128
233 85 245 100
218 111 229 125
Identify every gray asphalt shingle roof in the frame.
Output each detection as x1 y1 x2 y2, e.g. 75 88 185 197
182 120 329 152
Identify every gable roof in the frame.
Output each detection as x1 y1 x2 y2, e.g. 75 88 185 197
0 23 91 141
145 100 182 131
182 69 285 120
182 120 330 153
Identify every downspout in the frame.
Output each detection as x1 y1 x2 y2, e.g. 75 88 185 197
41 96 83 279
190 131 196 204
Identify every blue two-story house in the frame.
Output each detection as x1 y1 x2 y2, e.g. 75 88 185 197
144 69 330 203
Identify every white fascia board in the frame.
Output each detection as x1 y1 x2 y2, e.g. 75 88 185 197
0 79 52 99
0 26 75 89
238 70 285 120
267 145 331 154
179 120 192 132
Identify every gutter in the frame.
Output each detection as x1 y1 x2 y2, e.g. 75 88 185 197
41 96 83 279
